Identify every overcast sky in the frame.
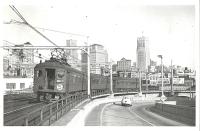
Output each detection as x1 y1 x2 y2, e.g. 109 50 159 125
2 0 196 68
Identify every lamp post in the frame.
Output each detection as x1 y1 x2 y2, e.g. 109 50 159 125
138 69 142 97
145 69 148 97
170 60 174 96
157 55 166 101
110 61 113 94
146 69 148 91
109 60 114 97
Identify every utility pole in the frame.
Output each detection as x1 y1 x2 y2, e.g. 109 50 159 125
171 60 174 96
145 69 148 97
138 69 142 97
87 36 91 99
110 62 113 94
146 69 148 91
158 55 166 102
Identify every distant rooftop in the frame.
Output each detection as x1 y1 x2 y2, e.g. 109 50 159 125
91 44 104 47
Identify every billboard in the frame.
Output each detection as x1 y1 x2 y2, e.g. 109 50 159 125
173 78 184 85
157 78 170 85
150 80 157 86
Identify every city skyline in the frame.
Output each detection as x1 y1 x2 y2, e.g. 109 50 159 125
2 0 196 69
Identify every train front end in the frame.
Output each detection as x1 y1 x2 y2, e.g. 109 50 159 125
33 61 67 101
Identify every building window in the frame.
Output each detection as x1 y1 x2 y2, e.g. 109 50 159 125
6 83 16 89
20 83 25 89
37 70 42 77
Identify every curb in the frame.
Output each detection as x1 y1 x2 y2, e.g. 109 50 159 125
67 97 121 126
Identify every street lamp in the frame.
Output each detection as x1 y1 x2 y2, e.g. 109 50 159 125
157 55 166 101
109 61 113 95
137 68 142 97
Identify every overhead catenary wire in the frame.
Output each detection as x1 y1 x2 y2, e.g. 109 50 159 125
9 5 58 47
10 5 27 23
3 40 48 60
8 5 82 62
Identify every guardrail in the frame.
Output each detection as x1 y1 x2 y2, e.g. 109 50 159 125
4 89 196 126
4 92 88 126
5 89 112 126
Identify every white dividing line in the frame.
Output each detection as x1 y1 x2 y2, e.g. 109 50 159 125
128 107 155 126
100 103 112 126
4 103 42 115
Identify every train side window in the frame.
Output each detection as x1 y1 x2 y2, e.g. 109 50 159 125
37 70 42 77
57 69 65 79
6 83 16 89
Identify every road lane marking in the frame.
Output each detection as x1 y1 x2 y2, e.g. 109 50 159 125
128 107 155 126
100 103 112 126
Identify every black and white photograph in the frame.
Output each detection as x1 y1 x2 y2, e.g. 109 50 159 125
1 0 199 129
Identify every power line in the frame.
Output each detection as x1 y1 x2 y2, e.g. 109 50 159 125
35 26 87 37
8 5 83 62
3 40 48 60
9 5 58 47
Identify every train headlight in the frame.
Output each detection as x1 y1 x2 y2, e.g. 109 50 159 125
57 84 63 90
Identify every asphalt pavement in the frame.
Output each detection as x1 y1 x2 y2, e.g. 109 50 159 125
51 96 162 126
51 96 121 126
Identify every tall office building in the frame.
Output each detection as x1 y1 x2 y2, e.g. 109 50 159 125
66 39 81 70
90 44 108 74
81 48 88 73
136 36 150 72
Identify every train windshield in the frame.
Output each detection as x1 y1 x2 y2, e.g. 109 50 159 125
46 68 55 89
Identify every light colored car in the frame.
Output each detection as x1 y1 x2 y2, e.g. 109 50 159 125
121 97 132 106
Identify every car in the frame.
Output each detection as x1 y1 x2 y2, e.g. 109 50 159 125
121 97 132 106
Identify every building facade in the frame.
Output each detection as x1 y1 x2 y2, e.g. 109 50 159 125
81 48 88 73
3 42 34 78
90 44 108 74
66 39 81 70
112 64 117 74
117 58 131 78
136 36 150 72
3 42 34 92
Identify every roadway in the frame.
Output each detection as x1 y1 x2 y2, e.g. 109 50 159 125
85 101 187 126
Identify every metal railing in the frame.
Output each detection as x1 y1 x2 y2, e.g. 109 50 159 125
4 88 196 126
5 89 110 126
5 91 88 126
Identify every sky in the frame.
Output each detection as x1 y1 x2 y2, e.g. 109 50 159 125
2 0 196 69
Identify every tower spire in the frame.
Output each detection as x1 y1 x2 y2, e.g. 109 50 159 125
142 31 144 37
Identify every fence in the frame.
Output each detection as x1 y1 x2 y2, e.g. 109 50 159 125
4 92 88 126
5 89 112 126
